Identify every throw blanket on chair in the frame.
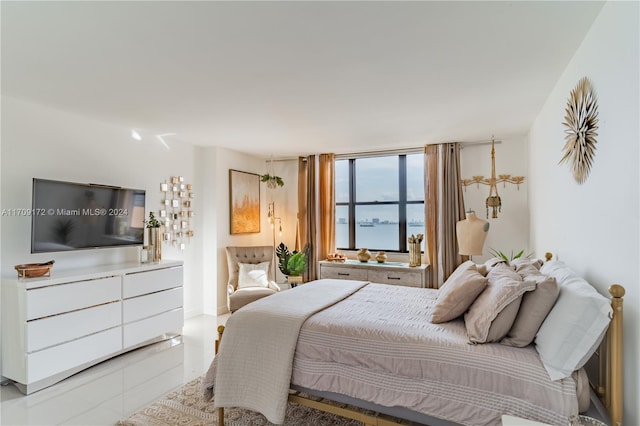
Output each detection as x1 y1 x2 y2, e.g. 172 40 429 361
206 279 368 424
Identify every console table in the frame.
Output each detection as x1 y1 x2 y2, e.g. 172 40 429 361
1 260 183 394
319 260 430 288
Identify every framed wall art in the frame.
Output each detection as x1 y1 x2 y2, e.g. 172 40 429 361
229 169 260 234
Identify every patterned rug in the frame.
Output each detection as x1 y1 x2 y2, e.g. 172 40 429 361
118 376 372 426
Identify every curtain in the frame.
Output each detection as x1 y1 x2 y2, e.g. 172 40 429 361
318 154 336 261
424 143 466 288
298 156 317 281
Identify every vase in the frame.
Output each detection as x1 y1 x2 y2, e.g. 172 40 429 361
375 251 387 263
357 248 371 262
147 227 162 262
408 242 421 267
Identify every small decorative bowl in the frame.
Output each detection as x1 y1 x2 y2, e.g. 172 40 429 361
14 263 53 278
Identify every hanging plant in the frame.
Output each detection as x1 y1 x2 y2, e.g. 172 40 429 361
260 173 284 189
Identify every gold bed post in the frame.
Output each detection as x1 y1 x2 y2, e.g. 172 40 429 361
608 285 624 426
216 325 225 426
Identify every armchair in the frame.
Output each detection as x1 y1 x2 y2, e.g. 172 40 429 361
225 246 281 313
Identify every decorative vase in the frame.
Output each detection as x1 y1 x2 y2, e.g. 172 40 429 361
375 251 387 263
357 248 371 262
408 242 421 267
147 227 162 262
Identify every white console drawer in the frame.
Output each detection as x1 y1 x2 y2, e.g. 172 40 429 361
27 301 122 352
368 270 423 287
320 265 368 281
123 287 183 323
26 276 121 320
27 327 121 383
123 308 183 349
123 266 183 298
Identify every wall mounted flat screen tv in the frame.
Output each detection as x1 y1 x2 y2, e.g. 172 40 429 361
31 178 146 253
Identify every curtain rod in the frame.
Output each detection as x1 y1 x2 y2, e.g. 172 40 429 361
265 140 502 162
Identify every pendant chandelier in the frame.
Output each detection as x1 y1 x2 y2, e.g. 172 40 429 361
461 138 525 219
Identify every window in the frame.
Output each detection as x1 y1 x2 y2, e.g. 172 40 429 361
335 153 425 252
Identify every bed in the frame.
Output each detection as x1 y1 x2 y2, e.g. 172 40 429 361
204 256 624 426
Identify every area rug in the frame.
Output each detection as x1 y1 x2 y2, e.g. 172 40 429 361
118 376 369 426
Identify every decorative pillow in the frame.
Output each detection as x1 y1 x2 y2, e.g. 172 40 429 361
512 257 543 272
431 261 488 324
482 257 512 275
237 262 270 289
464 263 536 343
501 271 559 347
476 264 488 276
535 261 612 381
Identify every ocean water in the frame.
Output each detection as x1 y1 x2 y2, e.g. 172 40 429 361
336 223 425 252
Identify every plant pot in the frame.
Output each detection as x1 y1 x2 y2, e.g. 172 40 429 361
408 242 421 267
147 227 162 262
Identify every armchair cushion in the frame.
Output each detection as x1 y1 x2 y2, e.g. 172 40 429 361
225 246 278 313
229 287 278 313
238 261 270 288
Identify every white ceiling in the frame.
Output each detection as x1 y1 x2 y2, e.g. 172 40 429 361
2 1 604 157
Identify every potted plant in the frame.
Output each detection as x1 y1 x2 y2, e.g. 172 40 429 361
145 212 162 262
275 242 308 286
260 173 285 189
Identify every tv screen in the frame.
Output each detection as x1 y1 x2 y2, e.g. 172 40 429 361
31 178 146 253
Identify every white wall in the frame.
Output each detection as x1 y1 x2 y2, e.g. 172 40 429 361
528 2 639 424
459 136 529 263
211 149 299 314
0 96 204 375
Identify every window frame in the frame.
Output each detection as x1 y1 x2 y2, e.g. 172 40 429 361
335 152 424 253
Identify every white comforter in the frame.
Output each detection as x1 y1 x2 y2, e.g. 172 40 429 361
208 279 367 424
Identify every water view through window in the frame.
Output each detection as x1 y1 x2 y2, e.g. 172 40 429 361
335 153 425 252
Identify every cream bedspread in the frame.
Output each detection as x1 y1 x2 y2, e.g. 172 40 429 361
292 283 579 426
207 279 367 424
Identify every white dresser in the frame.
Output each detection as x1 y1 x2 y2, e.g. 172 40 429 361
319 260 430 288
1 260 183 394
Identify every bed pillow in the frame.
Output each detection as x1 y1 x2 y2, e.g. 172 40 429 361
512 257 543 272
501 271 559 347
465 263 536 343
431 261 488 324
535 261 612 380
237 261 270 289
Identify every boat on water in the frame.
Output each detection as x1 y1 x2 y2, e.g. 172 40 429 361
359 221 374 227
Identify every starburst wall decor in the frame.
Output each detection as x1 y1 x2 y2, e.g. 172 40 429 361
559 77 599 184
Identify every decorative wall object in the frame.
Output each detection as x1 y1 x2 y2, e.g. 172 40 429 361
560 77 599 184
461 138 525 219
229 169 260 234
159 176 194 250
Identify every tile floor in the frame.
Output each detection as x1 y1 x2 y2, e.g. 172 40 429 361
1 314 229 426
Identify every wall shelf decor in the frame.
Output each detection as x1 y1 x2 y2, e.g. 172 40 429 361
159 176 194 250
461 138 525 219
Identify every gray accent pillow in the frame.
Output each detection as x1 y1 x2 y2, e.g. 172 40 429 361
465 263 536 343
431 261 488 324
501 271 559 348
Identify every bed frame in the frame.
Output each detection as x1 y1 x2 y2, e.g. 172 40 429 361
214 276 625 426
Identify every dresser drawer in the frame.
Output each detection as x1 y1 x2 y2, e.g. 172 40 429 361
320 265 368 281
368 269 423 287
26 276 121 320
123 266 183 298
27 327 122 383
27 301 121 352
123 287 183 323
123 308 183 349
